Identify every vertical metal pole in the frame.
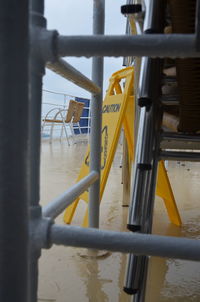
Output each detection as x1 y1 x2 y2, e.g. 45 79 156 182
89 0 105 228
29 1 45 301
0 1 29 302
30 0 44 209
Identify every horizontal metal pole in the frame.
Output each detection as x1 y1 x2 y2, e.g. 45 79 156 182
161 100 179 106
161 140 200 151
46 59 100 94
43 171 99 219
162 76 177 84
161 132 200 142
160 150 200 161
50 224 200 261
160 95 179 106
57 34 200 58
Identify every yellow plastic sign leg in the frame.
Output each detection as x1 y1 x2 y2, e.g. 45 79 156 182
156 161 182 226
123 96 134 160
63 198 79 224
64 67 134 226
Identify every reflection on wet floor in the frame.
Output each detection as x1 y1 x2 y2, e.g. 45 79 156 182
39 140 200 302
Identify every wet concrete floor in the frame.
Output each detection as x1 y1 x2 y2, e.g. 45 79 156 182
39 139 200 302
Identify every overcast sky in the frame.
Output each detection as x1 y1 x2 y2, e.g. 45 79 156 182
43 0 126 101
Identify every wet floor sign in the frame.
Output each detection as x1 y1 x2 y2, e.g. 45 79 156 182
63 67 181 227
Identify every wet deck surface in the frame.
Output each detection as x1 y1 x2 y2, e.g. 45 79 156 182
39 139 200 302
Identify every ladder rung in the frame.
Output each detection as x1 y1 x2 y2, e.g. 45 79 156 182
160 150 200 161
161 95 179 105
161 132 200 142
162 76 177 84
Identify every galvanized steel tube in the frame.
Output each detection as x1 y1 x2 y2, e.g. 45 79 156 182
58 34 199 58
50 224 200 261
43 171 99 219
88 0 105 228
47 59 101 94
0 1 29 301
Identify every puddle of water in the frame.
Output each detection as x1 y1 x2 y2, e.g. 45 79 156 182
40 143 200 302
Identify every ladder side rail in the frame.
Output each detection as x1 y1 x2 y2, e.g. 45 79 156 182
124 0 165 300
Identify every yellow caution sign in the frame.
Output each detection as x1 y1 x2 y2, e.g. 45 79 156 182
63 67 181 227
64 67 134 225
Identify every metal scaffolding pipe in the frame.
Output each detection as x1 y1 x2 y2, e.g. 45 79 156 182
0 1 29 301
29 1 46 301
88 0 105 228
47 59 101 94
43 171 99 219
50 224 200 261
57 34 199 58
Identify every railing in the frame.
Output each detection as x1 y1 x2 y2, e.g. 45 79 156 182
1 1 200 302
42 89 91 138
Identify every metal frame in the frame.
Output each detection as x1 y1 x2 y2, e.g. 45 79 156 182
1 0 200 301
